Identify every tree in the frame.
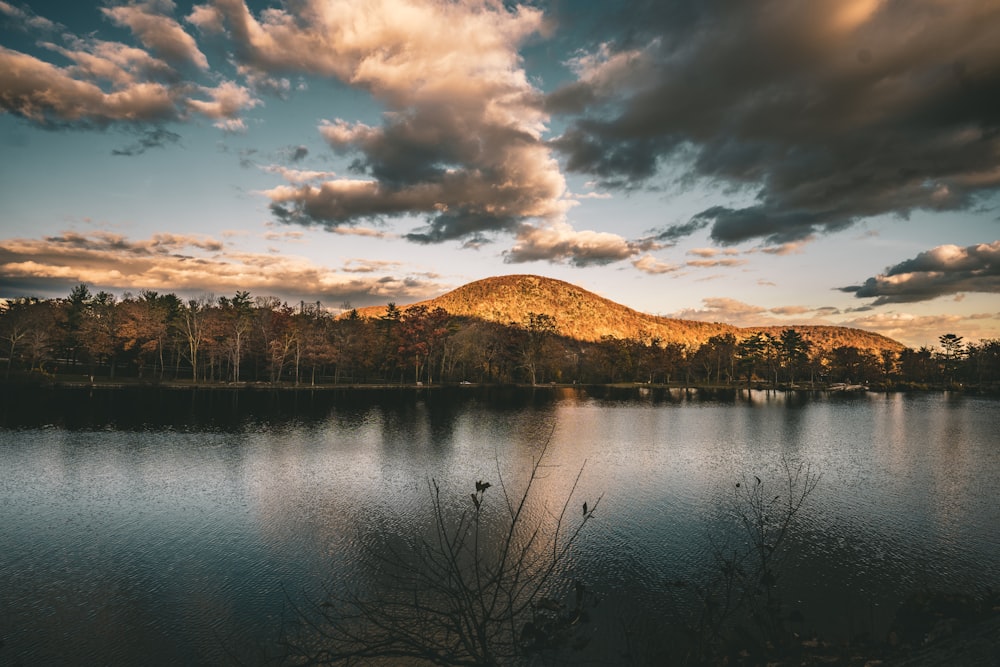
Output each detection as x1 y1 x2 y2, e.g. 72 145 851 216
899 346 935 384
398 305 452 384
254 298 297 383
828 346 879 384
737 333 769 388
119 295 159 379
62 283 92 368
688 460 820 663
80 291 125 378
1 298 62 378
778 329 811 385
176 298 209 382
595 335 633 383
328 313 370 384
761 333 781 386
297 310 337 386
20 301 65 374
966 339 1000 387
283 440 601 665
692 333 737 385
1 298 38 379
938 333 965 384
218 291 254 382
377 302 404 382
879 349 898 384
426 307 456 383
650 341 686 385
517 312 558 385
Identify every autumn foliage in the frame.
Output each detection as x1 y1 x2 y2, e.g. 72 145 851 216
2 277 998 388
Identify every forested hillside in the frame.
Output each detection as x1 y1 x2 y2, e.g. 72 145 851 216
2 277 996 388
354 275 904 355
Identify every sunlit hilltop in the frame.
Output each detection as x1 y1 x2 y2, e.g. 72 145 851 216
353 275 904 354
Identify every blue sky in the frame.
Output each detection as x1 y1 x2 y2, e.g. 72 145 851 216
2 0 998 348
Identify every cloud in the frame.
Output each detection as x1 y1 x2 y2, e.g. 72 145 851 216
653 218 710 243
550 0 1000 246
632 254 679 274
260 165 338 184
658 261 1000 347
0 5 257 131
262 230 304 242
101 0 209 70
685 257 747 269
3 231 225 255
841 241 1000 304
194 0 572 242
184 3 224 34
186 79 259 130
840 311 999 348
632 245 759 274
236 65 292 97
667 297 838 327
687 247 742 258
668 297 768 325
567 190 612 200
264 179 437 225
332 226 393 239
0 230 444 305
0 0 60 32
757 237 815 255
504 221 635 266
111 126 181 155
0 45 179 125
769 305 812 316
343 259 402 274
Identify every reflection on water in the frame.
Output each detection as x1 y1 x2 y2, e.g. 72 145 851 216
1 387 998 664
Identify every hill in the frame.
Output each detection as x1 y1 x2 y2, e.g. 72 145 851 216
352 274 904 354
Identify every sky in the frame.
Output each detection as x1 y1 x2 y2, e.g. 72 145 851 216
1 0 998 349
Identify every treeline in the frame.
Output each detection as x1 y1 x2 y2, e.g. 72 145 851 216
2 285 999 389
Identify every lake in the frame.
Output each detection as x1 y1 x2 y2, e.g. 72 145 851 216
1 386 998 664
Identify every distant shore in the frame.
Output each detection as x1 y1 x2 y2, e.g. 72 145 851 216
2 372 996 395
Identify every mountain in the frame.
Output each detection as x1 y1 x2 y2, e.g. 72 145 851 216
353 274 905 353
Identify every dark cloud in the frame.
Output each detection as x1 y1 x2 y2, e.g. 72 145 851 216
0 0 62 34
237 147 258 169
406 212 517 245
549 126 673 187
0 275 81 300
840 241 1000 304
654 217 710 242
111 126 182 156
549 0 1000 245
267 180 434 226
543 82 597 115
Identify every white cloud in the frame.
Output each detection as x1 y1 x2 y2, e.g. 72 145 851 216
505 221 634 266
845 241 1000 304
196 0 572 240
187 80 259 127
101 0 209 70
841 311 1000 349
261 165 339 184
0 230 443 305
632 254 679 274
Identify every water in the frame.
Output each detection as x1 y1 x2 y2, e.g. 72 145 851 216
1 386 998 664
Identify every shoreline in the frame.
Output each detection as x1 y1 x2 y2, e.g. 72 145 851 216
2 376 997 395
